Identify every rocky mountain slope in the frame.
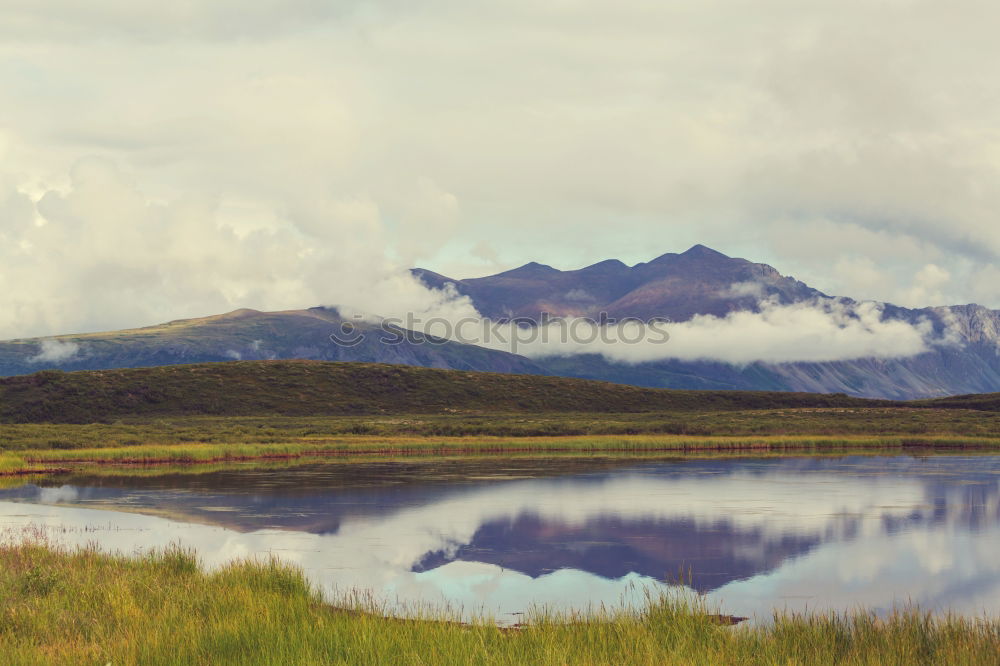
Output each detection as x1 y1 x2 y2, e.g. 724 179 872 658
414 245 823 321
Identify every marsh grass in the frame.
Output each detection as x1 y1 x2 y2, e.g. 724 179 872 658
0 456 27 474
1 541 997 665
2 433 998 475
3 409 997 476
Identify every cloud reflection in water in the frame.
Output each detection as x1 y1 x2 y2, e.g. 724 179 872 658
0 455 997 621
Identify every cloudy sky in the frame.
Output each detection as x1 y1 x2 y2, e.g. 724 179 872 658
2 1 999 339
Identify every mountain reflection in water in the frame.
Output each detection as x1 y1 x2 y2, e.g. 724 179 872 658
0 455 997 621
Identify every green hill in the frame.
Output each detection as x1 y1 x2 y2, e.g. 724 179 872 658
0 360 898 423
912 393 1000 411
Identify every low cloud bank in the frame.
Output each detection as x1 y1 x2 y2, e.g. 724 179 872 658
522 299 936 365
389 294 950 365
28 339 81 364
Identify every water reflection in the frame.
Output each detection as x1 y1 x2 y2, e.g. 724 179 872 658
0 455 998 621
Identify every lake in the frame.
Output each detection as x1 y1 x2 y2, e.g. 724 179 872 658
2 454 998 623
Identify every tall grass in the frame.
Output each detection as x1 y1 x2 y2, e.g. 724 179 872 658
3 434 999 473
1 541 997 665
0 456 27 474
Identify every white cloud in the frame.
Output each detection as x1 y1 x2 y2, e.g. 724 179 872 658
968 265 1000 306
563 288 594 302
900 264 952 307
722 281 767 300
649 300 933 364
472 298 936 365
29 339 81 363
0 158 470 340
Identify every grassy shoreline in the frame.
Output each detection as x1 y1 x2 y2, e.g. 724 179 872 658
2 541 997 665
3 433 999 477
2 409 998 476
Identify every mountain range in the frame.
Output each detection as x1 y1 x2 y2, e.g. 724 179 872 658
3 245 999 399
413 245 824 322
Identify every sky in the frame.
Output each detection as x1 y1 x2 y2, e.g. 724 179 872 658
2 1 1000 341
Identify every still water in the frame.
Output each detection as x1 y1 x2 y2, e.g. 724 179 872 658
1 454 998 621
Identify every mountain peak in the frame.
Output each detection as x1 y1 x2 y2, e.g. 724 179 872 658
681 244 729 259
577 259 628 272
496 261 560 278
646 244 729 265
